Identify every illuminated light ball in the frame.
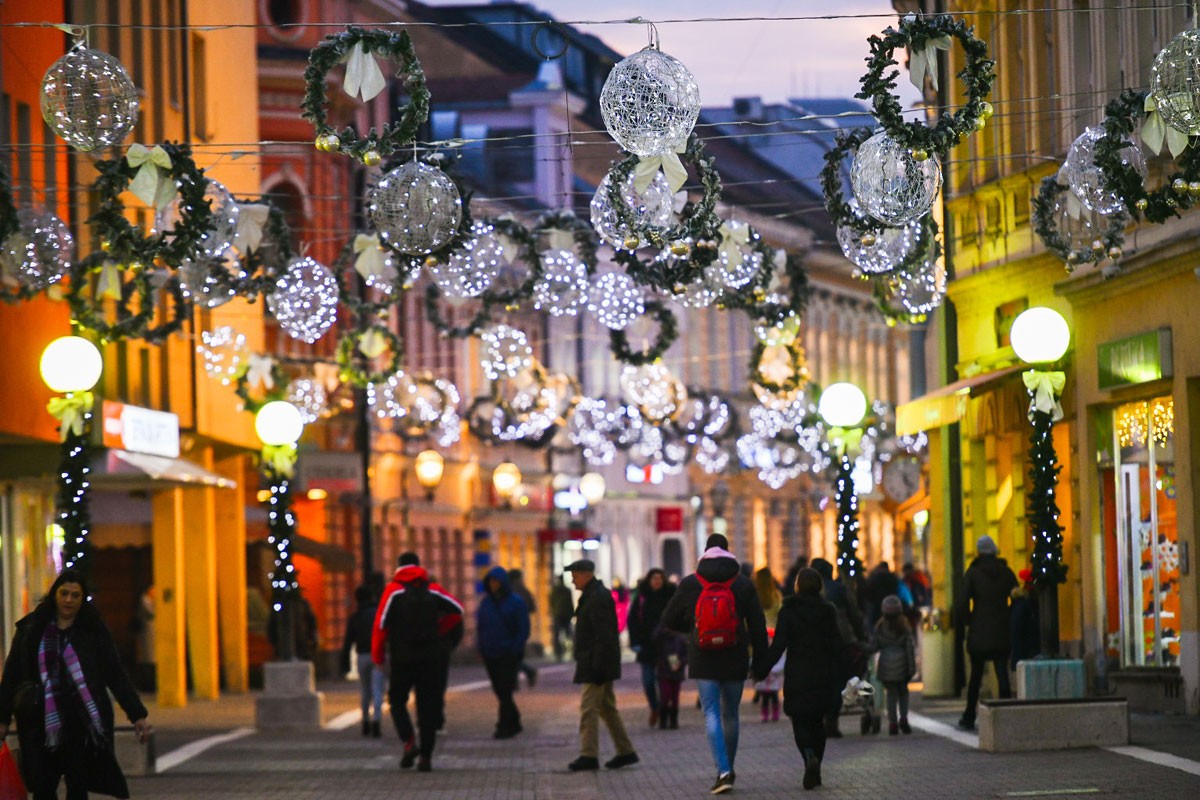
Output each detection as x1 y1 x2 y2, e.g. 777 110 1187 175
40 46 139 152
435 221 504 298
1150 29 1200 136
532 249 590 316
675 275 721 309
367 161 462 255
589 271 645 331
895 260 946 316
480 323 533 380
712 220 765 288
197 325 248 385
40 336 102 393
267 256 339 343
1062 126 1146 214
159 179 240 259
850 131 942 226
818 382 867 429
0 209 74 290
835 200 920 275
620 362 684 422
1010 306 1070 364
695 436 730 474
286 378 328 424
255 400 304 446
590 168 676 249
600 47 701 157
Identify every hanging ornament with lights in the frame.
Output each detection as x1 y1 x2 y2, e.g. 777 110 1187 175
750 339 810 395
198 326 249 385
850 131 943 226
1149 28 1200 137
477 216 538 306
1062 125 1146 215
480 323 533 380
368 159 465 255
532 249 590 316
590 168 676 250
620 362 687 424
569 397 622 466
233 199 297 301
1031 171 1128 271
268 256 340 343
433 220 505 298
41 36 140 153
287 378 329 424
0 208 74 295
371 370 462 447
609 300 679 366
600 37 701 159
590 271 646 331
709 220 765 289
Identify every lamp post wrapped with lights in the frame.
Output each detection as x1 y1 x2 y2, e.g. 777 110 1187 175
41 336 103 573
817 382 868 582
256 400 305 661
1010 306 1071 658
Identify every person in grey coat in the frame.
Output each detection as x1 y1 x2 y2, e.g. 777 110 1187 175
957 535 1018 731
872 594 916 735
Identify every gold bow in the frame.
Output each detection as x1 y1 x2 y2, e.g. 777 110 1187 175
353 233 390 281
359 328 389 359
246 353 277 391
342 41 387 103
1023 369 1065 422
47 392 95 442
262 443 298 478
126 144 176 212
908 34 952 92
96 260 123 301
1141 94 1191 159
717 221 752 267
234 204 271 252
632 142 689 194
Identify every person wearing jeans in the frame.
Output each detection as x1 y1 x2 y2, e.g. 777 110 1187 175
626 568 676 727
660 534 768 795
341 585 386 737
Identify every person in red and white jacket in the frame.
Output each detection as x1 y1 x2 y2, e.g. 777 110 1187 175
372 552 463 772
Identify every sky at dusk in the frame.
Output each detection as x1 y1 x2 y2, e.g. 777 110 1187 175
420 0 921 109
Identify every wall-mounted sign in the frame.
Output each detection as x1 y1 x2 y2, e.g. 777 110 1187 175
1098 328 1172 391
102 401 180 458
656 506 683 534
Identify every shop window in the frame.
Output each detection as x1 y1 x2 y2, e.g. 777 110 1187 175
1102 396 1179 667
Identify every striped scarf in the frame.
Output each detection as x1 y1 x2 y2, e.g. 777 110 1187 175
37 623 105 748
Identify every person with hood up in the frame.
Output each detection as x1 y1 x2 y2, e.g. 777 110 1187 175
477 566 530 739
372 552 464 772
626 567 676 727
956 535 1018 731
341 584 386 737
660 534 769 795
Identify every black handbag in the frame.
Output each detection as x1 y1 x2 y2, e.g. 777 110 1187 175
11 681 41 724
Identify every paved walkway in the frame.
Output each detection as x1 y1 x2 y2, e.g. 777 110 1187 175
127 661 1200 798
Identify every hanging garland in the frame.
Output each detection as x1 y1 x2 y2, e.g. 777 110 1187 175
67 253 190 344
232 198 296 301
833 454 863 580
529 208 600 273
423 284 493 339
301 27 431 164
477 215 537 309
753 250 813 327
1027 391 1068 587
0 161 43 304
55 400 95 574
609 300 679 365
1095 88 1200 224
1030 174 1127 270
856 12 996 155
749 339 808 394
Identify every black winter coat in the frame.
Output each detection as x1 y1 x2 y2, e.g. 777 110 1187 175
962 554 1018 654
626 582 676 664
340 603 376 673
660 554 769 681
0 606 148 798
572 577 622 684
763 593 842 717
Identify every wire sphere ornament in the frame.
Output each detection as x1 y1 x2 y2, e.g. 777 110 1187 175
267 256 339 343
159 179 240 260
1063 126 1146 214
1150 28 1200 137
569 397 622 466
435 221 504 298
368 161 463 255
197 326 248 386
600 46 701 157
695 436 731 475
894 260 946 317
480 323 533 380
710 220 764 288
287 378 329 424
40 45 140 153
178 251 241 309
851 131 942 226
673 274 721 309
0 209 74 291
533 249 590 316
590 271 646 331
590 168 676 249
620 363 686 423
835 199 919 275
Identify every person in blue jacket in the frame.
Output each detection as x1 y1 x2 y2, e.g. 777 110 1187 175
476 566 531 739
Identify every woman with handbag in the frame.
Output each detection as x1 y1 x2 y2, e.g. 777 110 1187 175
0 569 151 799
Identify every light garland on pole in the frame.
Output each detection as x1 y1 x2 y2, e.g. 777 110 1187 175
256 400 305 661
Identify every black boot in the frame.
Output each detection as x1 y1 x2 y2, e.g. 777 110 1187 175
669 709 679 729
371 720 381 738
658 709 669 729
362 719 371 737
802 748 821 790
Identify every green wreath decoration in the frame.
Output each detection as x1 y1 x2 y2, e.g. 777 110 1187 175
749 339 809 394
233 356 288 414
1096 88 1200 224
609 300 679 366
477 216 538 309
423 283 493 339
606 134 722 252
856 13 995 155
1031 174 1127 271
701 224 779 315
301 27 431 164
231 198 296 302
529 208 599 272
67 253 189 344
335 323 404 388
752 251 813 328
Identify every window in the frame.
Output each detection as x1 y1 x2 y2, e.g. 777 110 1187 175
191 33 209 141
267 0 302 27
264 180 306 239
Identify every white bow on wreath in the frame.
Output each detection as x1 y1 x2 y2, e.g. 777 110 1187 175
245 353 277 391
353 233 391 282
342 42 387 103
1141 94 1190 159
633 141 689 194
233 204 271 253
126 144 176 212
907 32 952 92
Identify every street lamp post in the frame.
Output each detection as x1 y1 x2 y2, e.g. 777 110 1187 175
40 336 103 573
1010 306 1071 658
413 449 445 502
818 381 868 582
492 461 521 509
256 400 305 661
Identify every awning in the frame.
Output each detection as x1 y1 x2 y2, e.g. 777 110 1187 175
895 365 1026 437
91 450 238 490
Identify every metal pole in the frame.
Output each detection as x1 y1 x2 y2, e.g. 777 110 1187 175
356 385 373 585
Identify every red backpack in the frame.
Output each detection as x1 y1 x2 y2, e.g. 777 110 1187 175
694 575 740 649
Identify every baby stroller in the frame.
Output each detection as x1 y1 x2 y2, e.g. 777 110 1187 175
842 666 882 735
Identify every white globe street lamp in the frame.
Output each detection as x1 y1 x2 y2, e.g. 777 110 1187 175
1010 307 1070 364
40 336 102 393
579 472 607 507
255 400 305 446
818 381 868 429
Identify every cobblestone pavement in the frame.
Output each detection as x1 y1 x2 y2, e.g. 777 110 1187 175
128 661 1200 799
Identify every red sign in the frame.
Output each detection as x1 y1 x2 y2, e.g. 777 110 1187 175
656 506 684 534
537 528 593 544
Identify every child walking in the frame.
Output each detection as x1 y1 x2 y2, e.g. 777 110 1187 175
874 594 916 735
755 637 784 722
654 625 688 729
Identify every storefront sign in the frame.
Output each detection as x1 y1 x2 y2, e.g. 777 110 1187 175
1098 329 1172 390
296 451 362 493
101 401 180 457
896 392 969 437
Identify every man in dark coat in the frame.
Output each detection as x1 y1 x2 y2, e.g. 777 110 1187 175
372 552 464 771
660 534 769 795
957 535 1019 731
626 567 675 727
477 566 530 739
565 559 639 772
